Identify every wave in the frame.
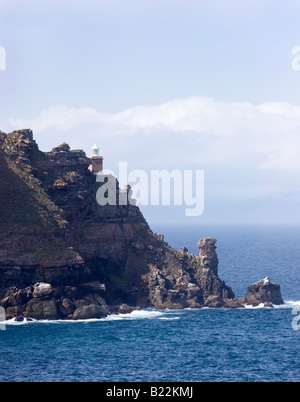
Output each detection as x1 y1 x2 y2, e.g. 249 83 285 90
278 300 300 309
3 301 300 325
104 309 164 321
243 300 300 309
2 308 165 325
243 303 271 309
2 317 37 325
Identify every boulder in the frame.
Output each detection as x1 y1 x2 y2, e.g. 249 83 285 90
5 305 25 320
204 294 223 308
24 298 58 320
33 283 53 298
244 277 284 306
0 287 32 307
58 297 76 316
224 298 244 308
71 304 107 320
16 288 31 304
118 304 140 314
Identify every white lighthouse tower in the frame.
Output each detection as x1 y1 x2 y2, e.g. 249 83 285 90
88 144 103 173
92 144 99 156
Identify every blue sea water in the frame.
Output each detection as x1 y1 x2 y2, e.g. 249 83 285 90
0 224 299 382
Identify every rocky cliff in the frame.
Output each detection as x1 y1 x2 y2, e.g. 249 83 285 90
0 129 282 320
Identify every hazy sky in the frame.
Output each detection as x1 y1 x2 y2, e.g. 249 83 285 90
0 0 300 224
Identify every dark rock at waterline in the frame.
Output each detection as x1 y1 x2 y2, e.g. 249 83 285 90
71 304 108 320
24 298 59 320
244 277 284 306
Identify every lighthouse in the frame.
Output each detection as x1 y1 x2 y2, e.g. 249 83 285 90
88 144 103 173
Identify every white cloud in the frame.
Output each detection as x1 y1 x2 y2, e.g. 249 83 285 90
7 96 300 171
8 106 109 132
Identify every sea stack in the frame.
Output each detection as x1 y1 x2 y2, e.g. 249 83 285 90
244 277 284 307
198 237 219 274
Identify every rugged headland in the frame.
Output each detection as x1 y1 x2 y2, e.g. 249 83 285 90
0 129 283 321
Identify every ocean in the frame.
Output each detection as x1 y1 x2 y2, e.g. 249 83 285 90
0 224 299 382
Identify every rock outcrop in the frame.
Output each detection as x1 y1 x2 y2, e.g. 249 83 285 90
0 129 276 320
148 237 239 309
243 277 284 307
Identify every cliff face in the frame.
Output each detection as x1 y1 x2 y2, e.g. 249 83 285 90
0 129 240 320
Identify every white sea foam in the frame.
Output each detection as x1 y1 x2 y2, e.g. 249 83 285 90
243 300 300 309
104 309 164 321
3 317 36 325
2 309 166 325
243 303 267 309
278 300 300 309
4 302 300 325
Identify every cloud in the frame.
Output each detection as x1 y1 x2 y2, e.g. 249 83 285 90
7 96 300 171
8 106 109 132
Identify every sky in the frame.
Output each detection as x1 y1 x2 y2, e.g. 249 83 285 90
0 0 300 224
